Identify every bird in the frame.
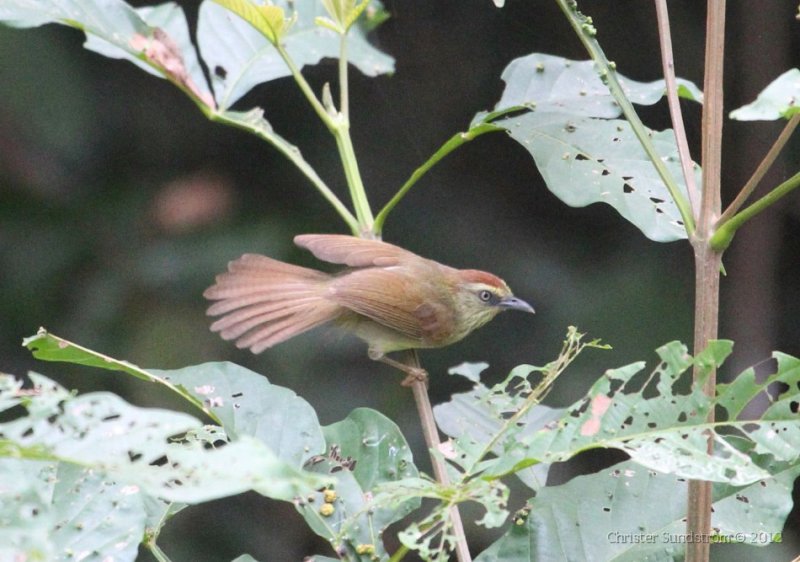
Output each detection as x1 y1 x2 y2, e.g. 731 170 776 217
204 234 534 383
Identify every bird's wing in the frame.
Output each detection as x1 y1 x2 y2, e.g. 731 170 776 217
294 234 419 268
329 268 454 345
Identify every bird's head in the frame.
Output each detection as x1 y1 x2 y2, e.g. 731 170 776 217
452 269 534 337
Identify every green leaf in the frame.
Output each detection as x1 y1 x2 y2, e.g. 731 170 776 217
211 0 290 44
0 459 56 561
297 408 419 558
0 372 330 504
23 328 211 419
0 0 214 108
480 53 703 243
730 68 800 121
197 0 394 109
150 362 326 467
435 383 563 490
50 463 147 562
496 112 698 242
507 341 800 485
476 459 799 562
491 53 702 119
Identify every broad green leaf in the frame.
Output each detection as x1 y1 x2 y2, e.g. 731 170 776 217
500 341 800 485
480 53 703 243
24 328 211 418
0 0 214 108
492 53 702 120
0 372 330 504
0 459 56 562
435 383 562 490
50 463 147 562
730 68 800 121
476 459 798 562
24 329 327 468
297 408 419 558
197 0 394 109
497 112 698 242
150 362 326 467
212 0 290 44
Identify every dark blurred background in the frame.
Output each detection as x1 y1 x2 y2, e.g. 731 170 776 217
1 1 798 560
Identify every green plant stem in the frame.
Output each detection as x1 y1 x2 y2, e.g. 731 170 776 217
336 126 375 232
711 170 800 251
374 123 503 235
556 0 696 238
388 544 411 562
147 541 173 562
654 0 700 217
717 113 800 225
339 33 350 120
687 2 726 561
211 110 360 234
276 42 336 130
277 40 373 232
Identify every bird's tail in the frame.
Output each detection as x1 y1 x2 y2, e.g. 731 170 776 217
203 254 340 353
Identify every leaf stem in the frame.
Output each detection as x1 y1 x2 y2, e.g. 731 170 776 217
654 0 700 218
711 170 800 251
146 540 173 562
374 123 504 235
388 544 411 562
211 110 360 234
717 113 800 225
339 33 350 120
555 0 696 238
276 43 336 130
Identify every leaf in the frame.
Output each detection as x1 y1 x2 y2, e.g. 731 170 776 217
480 53 703 243
730 68 800 121
505 341 800 485
496 112 697 242
476 459 798 562
150 362 327 467
0 459 56 562
492 53 702 119
297 408 420 558
435 383 563 490
0 0 214 108
50 463 147 562
197 0 394 109
211 0 290 44
0 372 330 504
23 329 327 468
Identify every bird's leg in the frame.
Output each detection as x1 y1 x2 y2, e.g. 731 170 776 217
367 348 428 387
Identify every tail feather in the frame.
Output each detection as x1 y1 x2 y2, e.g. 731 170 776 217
205 253 340 353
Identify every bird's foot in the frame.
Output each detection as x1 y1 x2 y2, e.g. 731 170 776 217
369 349 429 388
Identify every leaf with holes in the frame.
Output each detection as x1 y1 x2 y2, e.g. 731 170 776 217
296 408 419 559
24 329 327 468
0 372 330 504
496 112 698 242
490 53 702 120
485 341 800 486
198 0 394 109
730 68 800 121
476 458 798 562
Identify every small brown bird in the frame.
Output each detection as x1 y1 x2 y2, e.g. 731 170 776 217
204 234 534 380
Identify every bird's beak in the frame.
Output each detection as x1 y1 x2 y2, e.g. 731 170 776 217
499 296 535 314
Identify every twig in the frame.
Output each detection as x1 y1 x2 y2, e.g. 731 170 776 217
687 2 726 562
717 113 800 225
654 0 700 219
404 350 472 562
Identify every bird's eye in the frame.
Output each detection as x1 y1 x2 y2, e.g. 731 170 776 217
478 290 493 302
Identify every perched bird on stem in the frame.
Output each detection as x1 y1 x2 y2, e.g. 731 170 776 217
204 234 534 384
